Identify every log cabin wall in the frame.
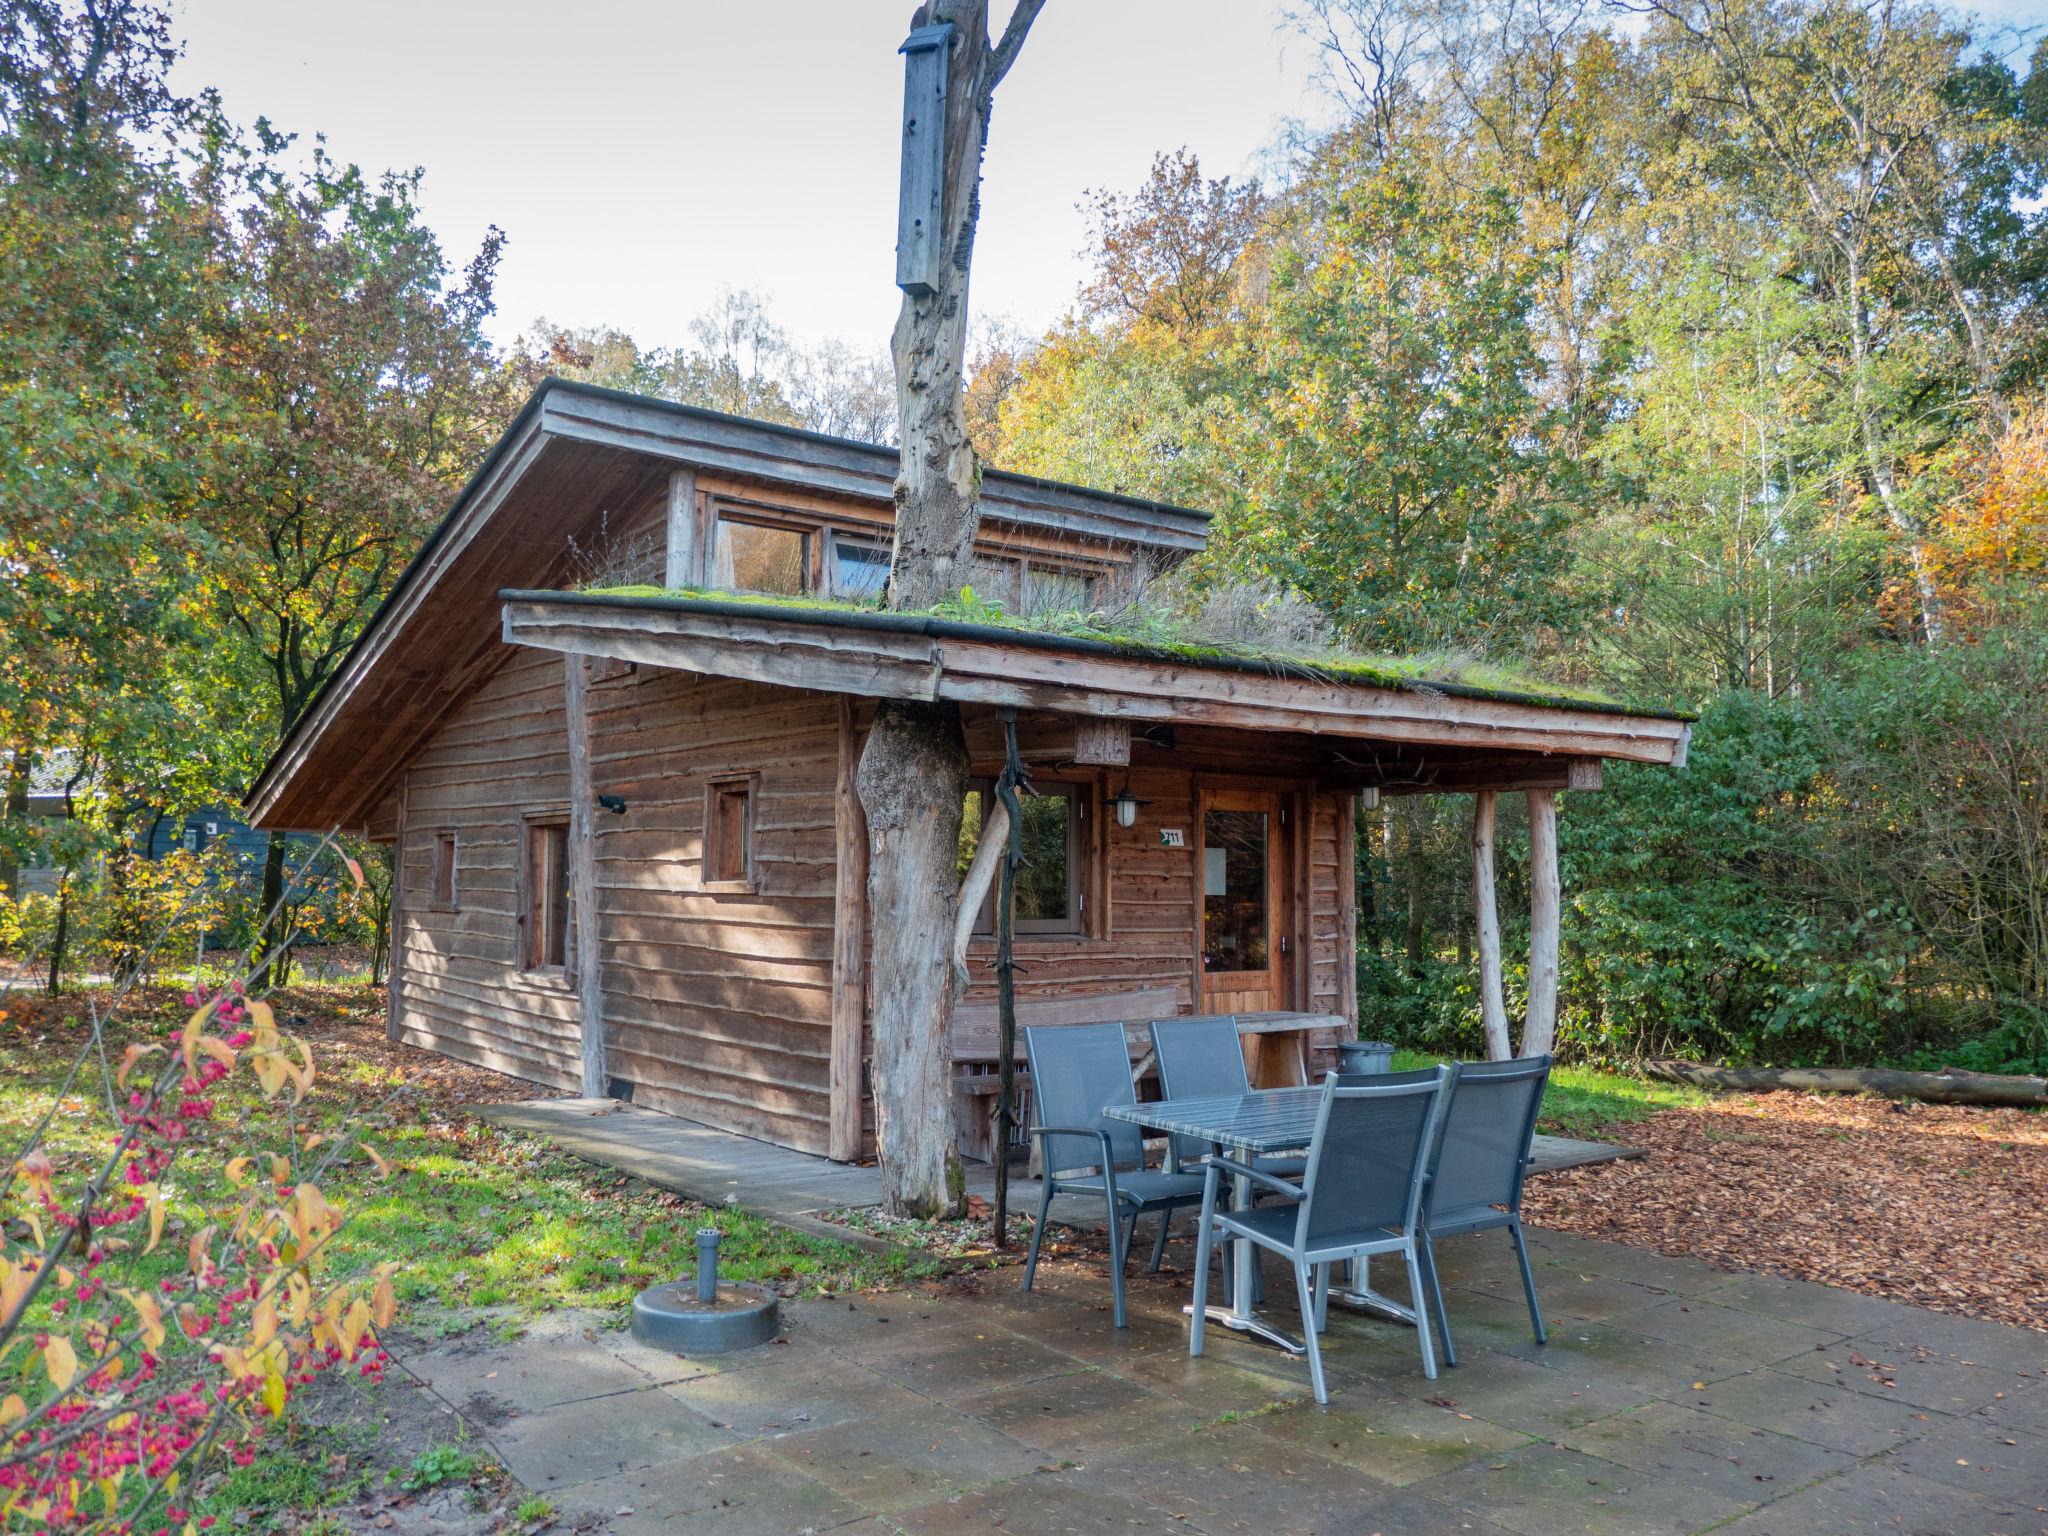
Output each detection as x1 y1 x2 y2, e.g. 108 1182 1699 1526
388 647 581 1088
385 649 842 1152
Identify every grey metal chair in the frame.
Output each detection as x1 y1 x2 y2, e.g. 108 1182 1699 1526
1021 1022 1207 1328
1414 1055 1553 1367
1189 1067 1451 1403
1147 1016 1306 1278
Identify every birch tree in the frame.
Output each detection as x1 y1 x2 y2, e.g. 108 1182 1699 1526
859 0 1044 1218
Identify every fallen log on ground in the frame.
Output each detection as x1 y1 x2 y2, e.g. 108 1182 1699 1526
1641 1059 2048 1109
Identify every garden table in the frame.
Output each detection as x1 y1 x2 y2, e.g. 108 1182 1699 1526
1105 1089 1419 1353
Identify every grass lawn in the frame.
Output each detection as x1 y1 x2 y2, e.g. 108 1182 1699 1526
1390 1048 1712 1138
0 980 939 1530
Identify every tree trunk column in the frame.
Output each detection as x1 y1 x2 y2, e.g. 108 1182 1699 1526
1472 790 1511 1061
1524 788 1560 1057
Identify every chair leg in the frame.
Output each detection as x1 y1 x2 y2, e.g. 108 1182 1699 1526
1022 1177 1054 1292
1189 1180 1218 1357
1292 1260 1329 1404
1148 1207 1173 1273
1420 1237 1455 1368
1405 1246 1439 1380
1313 1262 1330 1333
1510 1220 1547 1346
1106 1195 1130 1329
1121 1210 1140 1273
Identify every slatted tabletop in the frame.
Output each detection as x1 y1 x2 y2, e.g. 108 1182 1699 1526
1105 1089 1324 1157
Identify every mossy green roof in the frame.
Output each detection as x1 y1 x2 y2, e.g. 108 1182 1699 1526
563 585 1695 721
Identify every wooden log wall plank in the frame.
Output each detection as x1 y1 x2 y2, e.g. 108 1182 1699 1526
829 696 869 1162
564 654 606 1096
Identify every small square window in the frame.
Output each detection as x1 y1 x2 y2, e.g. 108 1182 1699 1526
703 777 756 890
522 820 570 971
432 831 458 907
1022 565 1092 615
711 518 807 594
956 781 1083 935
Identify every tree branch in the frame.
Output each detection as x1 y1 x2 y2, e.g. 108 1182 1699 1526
988 0 1046 89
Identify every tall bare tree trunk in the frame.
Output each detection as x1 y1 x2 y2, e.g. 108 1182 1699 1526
0 746 28 900
860 0 1044 1217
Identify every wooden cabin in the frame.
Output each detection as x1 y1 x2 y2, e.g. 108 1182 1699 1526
247 379 1691 1162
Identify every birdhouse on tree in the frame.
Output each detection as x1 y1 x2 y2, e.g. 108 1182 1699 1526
896 22 952 296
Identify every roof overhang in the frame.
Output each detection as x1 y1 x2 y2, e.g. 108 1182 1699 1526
244 379 1216 831
498 592 1694 769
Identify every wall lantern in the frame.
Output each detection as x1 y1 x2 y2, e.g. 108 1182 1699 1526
1357 785 1382 813
1112 779 1152 830
597 794 628 815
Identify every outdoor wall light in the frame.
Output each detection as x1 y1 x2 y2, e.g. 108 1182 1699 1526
597 794 628 815
1112 781 1152 830
1358 785 1382 812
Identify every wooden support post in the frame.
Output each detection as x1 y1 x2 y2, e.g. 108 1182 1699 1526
829 697 869 1162
663 468 698 589
1472 789 1511 1060
1524 787 1560 1058
1336 793 1359 1033
564 655 606 1097
385 774 408 1042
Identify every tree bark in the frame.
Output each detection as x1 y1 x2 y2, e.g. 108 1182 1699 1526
1472 790 1511 1061
1523 788 1560 1057
861 0 1043 1218
0 746 29 901
858 700 972 1217
1641 1059 2048 1109
251 831 287 991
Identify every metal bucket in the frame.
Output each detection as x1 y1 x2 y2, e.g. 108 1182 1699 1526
1336 1040 1396 1076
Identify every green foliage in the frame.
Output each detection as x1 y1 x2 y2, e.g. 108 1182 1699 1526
398 1445 482 1492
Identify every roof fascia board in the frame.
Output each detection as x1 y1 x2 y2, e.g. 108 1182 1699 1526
498 593 1692 767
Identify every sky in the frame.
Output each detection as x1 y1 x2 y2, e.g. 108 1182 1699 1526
167 1 1331 357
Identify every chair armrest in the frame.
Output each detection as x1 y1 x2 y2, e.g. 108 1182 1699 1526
1029 1124 1118 1173
1207 1152 1304 1201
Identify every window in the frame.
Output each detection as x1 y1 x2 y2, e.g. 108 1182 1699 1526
711 517 807 594
522 820 570 971
956 781 1083 935
1022 564 1092 615
703 776 756 891
431 831 458 907
829 535 891 601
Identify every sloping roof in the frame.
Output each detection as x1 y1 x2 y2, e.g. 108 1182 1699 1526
245 379 1214 830
496 591 1694 769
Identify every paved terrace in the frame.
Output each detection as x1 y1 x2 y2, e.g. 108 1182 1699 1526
401 1099 2048 1534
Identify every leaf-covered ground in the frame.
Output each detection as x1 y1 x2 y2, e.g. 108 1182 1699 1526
1522 1089 2048 1332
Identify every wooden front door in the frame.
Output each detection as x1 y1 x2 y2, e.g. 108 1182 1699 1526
1196 789 1294 1017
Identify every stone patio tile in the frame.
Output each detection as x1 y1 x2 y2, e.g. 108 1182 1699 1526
949 1366 1202 1457
403 1317 671 1416
761 1400 1048 1514
1100 1341 1320 1415
1975 1378 2048 1436
1248 1383 1534 1486
546 1440 870 1536
660 1348 924 1438
1776 1335 2035 1415
890 1466 1209 1534
1709 1463 2033 1535
591 1325 741 1387
1876 1412 2048 1507
804 1307 991 1365
1466 1269 1677 1326
780 1295 935 1350
1377 1348 1656 1440
485 1383 739 1489
1488 1318 1750 1396
1408 1442 1753 1536
1850 1310 2048 1376
1703 1272 1943 1339
985 1293 1194 1365
1559 1399 1856 1503
859 1321 1086 1403
1607 1298 1847 1366
1682 1366 1952 1458
1093 1416 1414 1536
1337 1488 1524 1534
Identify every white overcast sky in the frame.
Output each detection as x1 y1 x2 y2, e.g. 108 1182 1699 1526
167 1 1329 355
167 0 2040 358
